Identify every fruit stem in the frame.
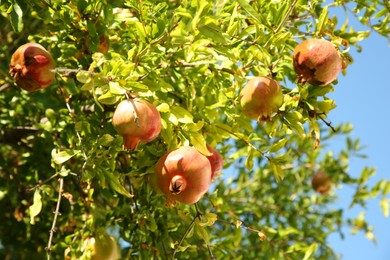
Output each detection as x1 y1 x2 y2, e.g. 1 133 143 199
127 98 141 129
194 202 203 220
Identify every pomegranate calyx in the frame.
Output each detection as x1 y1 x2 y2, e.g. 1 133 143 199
169 175 187 195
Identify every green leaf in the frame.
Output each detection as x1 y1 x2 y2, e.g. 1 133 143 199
278 227 300 237
98 134 115 147
316 100 336 115
29 190 42 225
157 103 170 113
76 71 93 83
52 149 80 164
284 111 306 138
189 132 211 156
268 138 288 153
303 243 318 260
9 0 23 32
105 172 133 198
109 81 126 95
98 91 120 105
316 6 328 33
198 22 227 44
183 121 204 132
309 119 321 149
270 160 284 182
380 198 389 218
171 106 194 124
191 0 209 32
194 224 210 244
135 21 147 41
236 0 271 30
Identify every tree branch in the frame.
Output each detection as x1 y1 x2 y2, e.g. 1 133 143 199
46 178 64 259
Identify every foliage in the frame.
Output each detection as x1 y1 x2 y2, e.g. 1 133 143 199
0 0 389 259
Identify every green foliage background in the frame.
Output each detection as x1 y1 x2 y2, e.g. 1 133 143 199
0 0 389 259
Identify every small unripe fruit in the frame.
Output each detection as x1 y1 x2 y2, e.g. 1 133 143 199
9 43 56 92
83 234 120 260
206 145 223 180
293 38 342 86
311 171 332 194
112 99 161 150
240 76 283 122
155 146 212 205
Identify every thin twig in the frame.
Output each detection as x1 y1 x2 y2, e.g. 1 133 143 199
207 244 216 260
214 124 271 160
317 113 336 133
0 83 11 92
171 215 197 260
275 0 299 33
27 172 60 192
51 67 91 76
171 203 204 259
46 178 64 259
58 82 88 163
194 202 203 220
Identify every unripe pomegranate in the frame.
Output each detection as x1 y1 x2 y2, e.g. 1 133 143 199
311 171 332 194
293 38 342 86
155 146 212 205
83 234 120 260
9 43 56 92
206 145 223 180
240 76 283 122
112 99 161 150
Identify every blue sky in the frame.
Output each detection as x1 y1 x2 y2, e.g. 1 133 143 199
326 15 390 260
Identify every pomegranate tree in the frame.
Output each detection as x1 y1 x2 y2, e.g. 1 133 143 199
240 76 283 122
311 171 332 194
206 144 223 180
293 38 342 86
154 146 212 205
112 98 161 150
9 43 56 92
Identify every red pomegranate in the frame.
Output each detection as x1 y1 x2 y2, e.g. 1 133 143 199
206 145 223 180
311 171 332 194
9 43 56 92
112 99 161 150
293 38 342 86
240 76 283 122
155 146 212 205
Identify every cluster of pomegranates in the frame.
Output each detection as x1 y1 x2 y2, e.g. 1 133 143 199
239 38 342 122
111 97 223 205
10 38 340 204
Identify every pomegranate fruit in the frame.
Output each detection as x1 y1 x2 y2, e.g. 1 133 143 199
311 171 332 194
240 76 283 122
206 145 223 180
293 38 342 86
9 43 56 92
83 234 120 260
155 146 212 205
112 98 161 150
